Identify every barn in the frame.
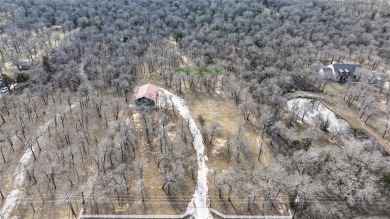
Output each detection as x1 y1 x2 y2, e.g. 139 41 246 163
133 84 159 107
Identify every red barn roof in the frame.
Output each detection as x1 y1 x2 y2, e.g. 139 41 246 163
134 84 159 101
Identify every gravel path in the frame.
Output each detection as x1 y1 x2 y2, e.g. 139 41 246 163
160 89 212 219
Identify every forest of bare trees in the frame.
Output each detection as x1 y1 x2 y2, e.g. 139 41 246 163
1 0 390 218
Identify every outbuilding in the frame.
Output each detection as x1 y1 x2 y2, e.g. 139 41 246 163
133 84 159 107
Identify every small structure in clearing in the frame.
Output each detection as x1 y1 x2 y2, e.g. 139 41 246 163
133 83 159 107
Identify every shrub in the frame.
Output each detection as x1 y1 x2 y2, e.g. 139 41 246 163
16 72 30 83
291 138 312 151
384 174 390 190
197 115 205 128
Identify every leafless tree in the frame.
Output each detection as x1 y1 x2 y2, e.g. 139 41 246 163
258 106 273 161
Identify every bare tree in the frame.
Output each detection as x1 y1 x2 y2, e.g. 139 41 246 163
208 121 221 145
382 120 390 138
258 106 273 161
136 179 147 208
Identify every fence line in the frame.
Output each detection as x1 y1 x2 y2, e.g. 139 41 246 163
80 212 192 219
80 208 292 219
210 208 292 219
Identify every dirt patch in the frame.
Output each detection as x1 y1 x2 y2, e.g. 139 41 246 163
212 138 227 155
186 92 242 133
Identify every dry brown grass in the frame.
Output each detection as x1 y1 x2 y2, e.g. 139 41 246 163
184 89 273 163
187 92 240 132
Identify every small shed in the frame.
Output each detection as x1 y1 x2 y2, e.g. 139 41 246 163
133 84 159 107
18 60 31 70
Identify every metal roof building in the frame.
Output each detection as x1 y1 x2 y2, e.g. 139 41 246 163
133 84 159 106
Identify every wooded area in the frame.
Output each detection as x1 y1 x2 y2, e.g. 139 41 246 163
1 0 390 218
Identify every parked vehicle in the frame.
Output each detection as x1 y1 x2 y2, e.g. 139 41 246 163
0 87 9 94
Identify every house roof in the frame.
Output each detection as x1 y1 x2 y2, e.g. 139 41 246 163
312 64 326 71
322 67 333 73
321 67 334 79
134 84 159 101
331 64 361 74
